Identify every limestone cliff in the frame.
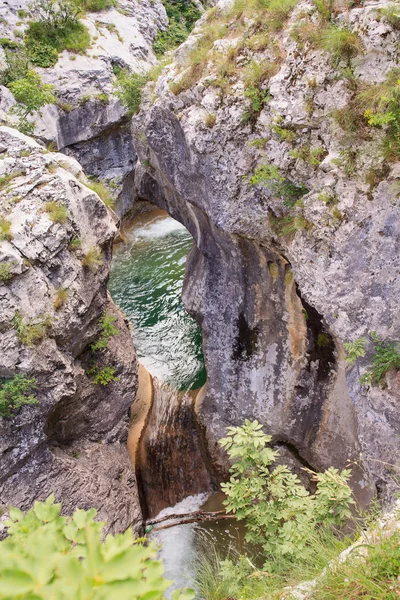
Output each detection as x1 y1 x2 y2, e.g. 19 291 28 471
133 0 400 504
0 127 141 533
0 0 168 214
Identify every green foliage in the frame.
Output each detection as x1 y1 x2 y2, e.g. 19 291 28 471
273 123 297 143
360 331 400 385
343 337 367 363
86 179 115 209
68 235 82 251
113 69 148 116
90 313 120 352
0 38 19 49
12 311 51 346
290 144 326 166
43 201 69 223
220 420 355 560
82 246 104 270
358 69 400 161
153 0 201 56
0 495 195 599
318 188 338 205
9 70 55 134
0 46 30 86
314 529 400 599
313 0 334 19
0 262 14 283
318 25 363 65
86 364 120 385
250 163 309 205
26 19 90 54
25 38 59 67
0 218 12 241
25 0 90 56
78 0 116 12
380 3 400 29
0 374 37 417
0 171 26 191
271 214 313 236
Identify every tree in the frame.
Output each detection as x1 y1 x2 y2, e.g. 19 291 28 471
220 420 355 560
9 70 55 134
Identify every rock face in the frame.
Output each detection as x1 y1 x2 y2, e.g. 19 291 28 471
133 0 400 504
0 0 169 215
0 127 141 533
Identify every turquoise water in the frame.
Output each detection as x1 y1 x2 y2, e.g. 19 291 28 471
108 210 206 391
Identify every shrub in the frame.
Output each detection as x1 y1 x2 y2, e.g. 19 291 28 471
153 0 201 56
25 38 59 67
43 201 69 223
82 246 104 270
86 364 120 385
12 311 51 346
250 163 309 205
0 46 30 86
360 331 400 385
26 19 90 54
271 213 313 236
90 313 120 352
9 70 55 134
28 0 80 28
344 337 366 363
0 495 195 599
290 144 326 166
0 374 37 417
220 420 355 560
113 69 148 115
0 218 12 241
357 69 400 161
53 287 69 310
318 26 363 65
85 179 115 209
0 262 14 283
78 0 116 12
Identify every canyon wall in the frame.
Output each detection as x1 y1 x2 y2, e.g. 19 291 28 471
133 0 400 505
0 127 141 532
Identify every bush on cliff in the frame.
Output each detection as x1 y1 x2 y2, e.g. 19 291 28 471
0 495 195 600
0 375 38 417
26 0 90 55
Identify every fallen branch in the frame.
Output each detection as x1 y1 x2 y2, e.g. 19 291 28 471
150 513 236 532
146 509 226 527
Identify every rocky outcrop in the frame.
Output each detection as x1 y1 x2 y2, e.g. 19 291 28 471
0 127 141 533
0 0 169 215
133 0 400 505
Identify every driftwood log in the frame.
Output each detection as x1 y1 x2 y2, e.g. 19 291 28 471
146 509 235 532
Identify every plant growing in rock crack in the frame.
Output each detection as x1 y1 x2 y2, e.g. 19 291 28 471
43 201 69 223
53 287 69 310
86 363 120 385
12 311 52 346
318 26 363 66
344 337 367 363
113 69 149 116
0 374 38 417
0 262 15 283
85 178 115 209
250 163 309 206
220 420 355 562
360 331 400 385
90 313 120 352
82 246 104 270
0 218 13 241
